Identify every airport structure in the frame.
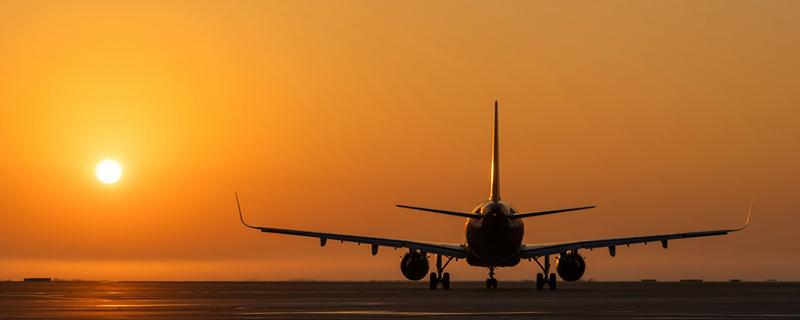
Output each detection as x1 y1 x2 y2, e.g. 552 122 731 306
237 101 752 290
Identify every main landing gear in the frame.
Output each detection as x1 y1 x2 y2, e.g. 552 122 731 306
485 267 498 288
534 255 557 290
429 254 453 290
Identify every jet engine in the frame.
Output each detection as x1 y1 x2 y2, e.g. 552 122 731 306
400 251 429 281
556 252 586 282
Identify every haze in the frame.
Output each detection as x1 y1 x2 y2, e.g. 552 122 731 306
1 1 798 281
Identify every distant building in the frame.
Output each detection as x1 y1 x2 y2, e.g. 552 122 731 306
679 279 703 283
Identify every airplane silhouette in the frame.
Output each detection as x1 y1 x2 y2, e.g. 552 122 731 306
237 101 752 290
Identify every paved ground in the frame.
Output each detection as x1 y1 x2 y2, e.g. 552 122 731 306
0 281 798 319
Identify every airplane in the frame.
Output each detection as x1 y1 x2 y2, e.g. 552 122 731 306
236 101 752 290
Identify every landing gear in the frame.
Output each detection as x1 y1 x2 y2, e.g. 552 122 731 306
534 255 558 290
485 267 498 289
536 273 544 290
429 254 453 290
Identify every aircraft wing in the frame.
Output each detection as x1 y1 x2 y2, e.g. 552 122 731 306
236 194 468 258
520 201 753 259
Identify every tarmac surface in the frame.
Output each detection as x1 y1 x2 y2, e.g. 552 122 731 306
1 281 798 319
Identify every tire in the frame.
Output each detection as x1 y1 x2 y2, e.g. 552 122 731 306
485 279 492 289
548 273 557 290
429 272 438 290
536 273 544 290
442 273 450 290
490 278 498 288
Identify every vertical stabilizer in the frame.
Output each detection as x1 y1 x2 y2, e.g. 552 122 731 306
490 101 500 201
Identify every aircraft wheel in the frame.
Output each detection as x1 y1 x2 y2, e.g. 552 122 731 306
485 278 493 289
548 273 557 290
429 273 438 290
490 278 498 288
442 273 450 290
536 273 544 290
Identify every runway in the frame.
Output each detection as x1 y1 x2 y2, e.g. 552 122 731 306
1 281 798 319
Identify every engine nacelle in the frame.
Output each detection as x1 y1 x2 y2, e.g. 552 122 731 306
400 251 429 281
556 252 586 282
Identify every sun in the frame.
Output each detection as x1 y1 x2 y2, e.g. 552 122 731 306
96 159 122 184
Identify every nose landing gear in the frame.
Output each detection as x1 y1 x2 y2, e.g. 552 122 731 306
534 255 557 290
485 267 498 288
429 254 453 290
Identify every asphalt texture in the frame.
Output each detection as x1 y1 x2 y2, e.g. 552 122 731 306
1 281 798 319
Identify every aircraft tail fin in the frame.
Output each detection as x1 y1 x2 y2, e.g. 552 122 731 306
490 100 500 201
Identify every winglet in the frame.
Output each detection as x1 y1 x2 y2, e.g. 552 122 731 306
731 196 755 232
235 192 258 229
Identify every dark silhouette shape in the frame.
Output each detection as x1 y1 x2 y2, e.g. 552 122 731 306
236 101 753 291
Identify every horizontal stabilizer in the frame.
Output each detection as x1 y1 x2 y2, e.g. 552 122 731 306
511 205 596 219
396 204 482 219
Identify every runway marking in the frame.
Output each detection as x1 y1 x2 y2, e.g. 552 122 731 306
237 310 549 316
96 304 195 308
630 314 800 319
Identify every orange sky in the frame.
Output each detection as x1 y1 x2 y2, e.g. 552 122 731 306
1 1 798 281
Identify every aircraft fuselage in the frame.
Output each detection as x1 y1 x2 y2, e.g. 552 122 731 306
465 200 524 267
